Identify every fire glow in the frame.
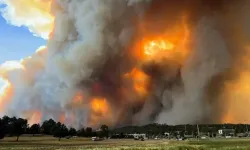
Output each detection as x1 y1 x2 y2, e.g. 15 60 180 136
0 0 250 128
124 68 150 98
89 98 113 127
144 39 174 55
0 78 13 113
72 92 84 106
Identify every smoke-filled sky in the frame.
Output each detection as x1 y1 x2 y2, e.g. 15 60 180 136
0 0 250 129
0 5 46 64
0 4 45 92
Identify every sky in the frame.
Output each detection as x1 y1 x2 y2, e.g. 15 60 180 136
0 7 46 65
0 4 46 88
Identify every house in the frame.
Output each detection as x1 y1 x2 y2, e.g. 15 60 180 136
132 133 146 139
218 129 235 136
130 133 146 140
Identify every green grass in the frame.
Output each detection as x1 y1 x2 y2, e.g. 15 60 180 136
1 136 250 150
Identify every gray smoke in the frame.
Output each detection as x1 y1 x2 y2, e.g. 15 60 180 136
1 0 250 128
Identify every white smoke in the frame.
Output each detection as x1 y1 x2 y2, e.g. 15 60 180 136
0 0 54 39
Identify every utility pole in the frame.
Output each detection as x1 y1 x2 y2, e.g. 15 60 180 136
246 124 249 134
197 124 200 141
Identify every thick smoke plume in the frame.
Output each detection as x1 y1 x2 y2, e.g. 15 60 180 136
0 0 250 128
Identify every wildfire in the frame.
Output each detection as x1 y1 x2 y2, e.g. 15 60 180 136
60 114 66 123
89 98 113 127
222 112 234 124
72 92 84 106
3 0 247 127
124 68 150 98
23 111 42 125
221 71 250 124
144 39 174 56
91 98 109 114
219 45 250 124
125 16 190 99
133 14 190 63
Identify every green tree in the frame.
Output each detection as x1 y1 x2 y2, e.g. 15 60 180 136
77 128 85 137
85 127 93 137
99 125 109 138
69 127 77 136
0 118 6 140
41 119 56 135
10 118 28 141
53 122 69 141
2 116 10 125
30 124 40 136
2 116 11 136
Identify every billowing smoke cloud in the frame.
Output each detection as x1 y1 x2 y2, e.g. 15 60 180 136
0 0 54 39
155 18 230 125
0 0 250 129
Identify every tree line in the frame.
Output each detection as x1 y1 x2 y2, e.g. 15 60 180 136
112 123 250 138
1 115 250 141
0 116 109 141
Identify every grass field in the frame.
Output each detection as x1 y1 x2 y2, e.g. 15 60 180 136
1 136 250 150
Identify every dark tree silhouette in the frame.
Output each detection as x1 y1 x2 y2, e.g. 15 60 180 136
69 127 77 136
53 122 69 141
99 125 109 138
85 127 93 137
77 128 85 137
41 119 56 135
30 124 40 136
1 116 10 136
2 115 250 139
2 116 10 125
10 118 28 141
0 118 6 139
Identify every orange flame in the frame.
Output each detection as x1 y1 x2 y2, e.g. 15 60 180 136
132 14 190 65
91 98 109 114
221 70 250 124
23 111 42 125
30 111 42 125
124 68 150 98
89 98 113 127
144 39 174 56
60 114 66 123
125 15 191 100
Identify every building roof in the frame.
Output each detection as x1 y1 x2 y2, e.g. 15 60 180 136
219 129 235 131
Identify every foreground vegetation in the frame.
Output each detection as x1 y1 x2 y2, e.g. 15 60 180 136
2 115 250 142
2 115 250 149
0 116 109 141
1 136 250 150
